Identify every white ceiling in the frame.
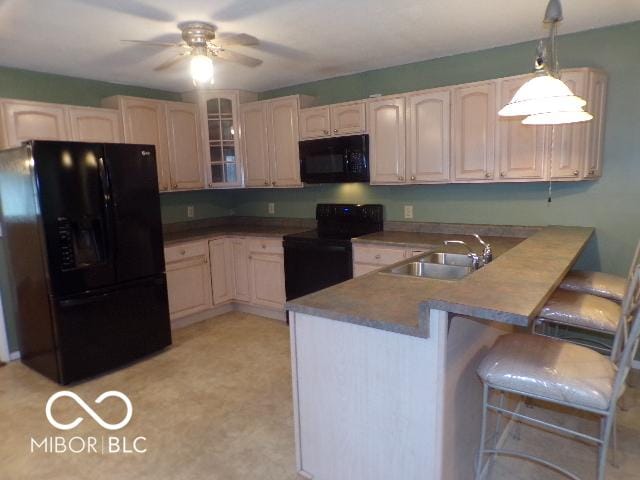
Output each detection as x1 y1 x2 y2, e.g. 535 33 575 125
0 0 638 93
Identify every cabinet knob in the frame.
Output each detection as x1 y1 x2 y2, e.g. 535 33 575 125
208 182 214 187
180 249 186 255
398 176 404 181
204 257 209 264
374 254 381 260
573 170 580 176
272 181 276 186
323 130 329 135
410 175 416 181
588 169 595 176
485 172 491 178
500 172 506 178
173 183 178 188
333 129 338 133
264 181 269 186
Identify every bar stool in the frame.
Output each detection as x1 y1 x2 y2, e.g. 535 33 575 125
534 240 640 355
560 241 640 303
475 266 640 480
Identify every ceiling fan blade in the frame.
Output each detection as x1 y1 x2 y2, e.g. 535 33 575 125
214 33 259 48
215 50 263 67
154 54 189 71
122 39 183 48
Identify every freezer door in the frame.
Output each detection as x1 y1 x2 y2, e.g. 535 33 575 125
33 141 116 296
104 144 165 282
53 275 172 384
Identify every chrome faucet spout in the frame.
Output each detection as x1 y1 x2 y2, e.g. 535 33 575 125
472 234 493 264
443 240 481 269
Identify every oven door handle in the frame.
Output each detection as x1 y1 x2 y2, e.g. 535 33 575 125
284 243 351 253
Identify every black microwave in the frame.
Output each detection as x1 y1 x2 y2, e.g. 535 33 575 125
299 134 369 184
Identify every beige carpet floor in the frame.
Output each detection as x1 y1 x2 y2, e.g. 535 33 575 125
0 312 638 480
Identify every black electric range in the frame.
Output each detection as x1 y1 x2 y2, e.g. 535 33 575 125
283 204 383 300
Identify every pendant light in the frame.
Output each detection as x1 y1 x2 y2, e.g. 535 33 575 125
498 0 592 125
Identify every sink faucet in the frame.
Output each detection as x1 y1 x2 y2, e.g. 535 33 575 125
472 234 493 264
443 240 481 269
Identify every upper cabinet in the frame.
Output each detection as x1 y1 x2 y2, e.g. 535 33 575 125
67 106 122 143
103 96 171 191
452 82 496 182
584 70 608 179
0 100 70 148
496 76 546 181
368 96 406 184
240 95 313 188
406 89 451 183
183 89 257 189
103 95 207 192
299 101 366 139
165 101 204 190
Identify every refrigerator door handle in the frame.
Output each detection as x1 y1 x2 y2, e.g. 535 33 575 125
58 293 111 308
97 155 116 263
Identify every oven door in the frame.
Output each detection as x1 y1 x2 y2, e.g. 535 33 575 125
284 238 353 300
299 134 369 183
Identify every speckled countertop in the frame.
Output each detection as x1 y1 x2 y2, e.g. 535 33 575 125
286 226 594 338
163 225 308 245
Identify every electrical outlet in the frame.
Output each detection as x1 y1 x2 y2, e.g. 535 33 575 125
268 202 275 215
187 205 195 218
404 205 414 219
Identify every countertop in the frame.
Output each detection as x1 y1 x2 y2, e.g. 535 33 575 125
163 225 308 246
286 226 594 338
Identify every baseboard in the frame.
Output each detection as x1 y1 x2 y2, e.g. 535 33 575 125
234 302 286 322
9 350 20 361
296 471 314 480
170 302 286 330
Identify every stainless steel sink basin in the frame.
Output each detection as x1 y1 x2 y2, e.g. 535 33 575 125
420 252 475 268
385 261 473 280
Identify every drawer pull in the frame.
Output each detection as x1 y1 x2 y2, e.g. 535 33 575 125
180 249 186 255
573 170 580 176
374 254 381 260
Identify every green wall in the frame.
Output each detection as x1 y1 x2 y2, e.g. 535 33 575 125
237 21 640 277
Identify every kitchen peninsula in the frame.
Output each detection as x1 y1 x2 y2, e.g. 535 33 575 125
286 226 593 480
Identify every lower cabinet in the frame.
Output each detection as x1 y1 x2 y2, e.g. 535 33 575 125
165 236 285 323
165 241 213 321
352 243 428 278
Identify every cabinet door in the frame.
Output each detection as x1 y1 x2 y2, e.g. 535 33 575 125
68 107 122 143
249 253 285 309
209 238 234 305
584 70 607 179
300 106 331 139
548 70 588 180
268 97 302 187
367 97 406 184
240 102 270 187
231 238 251 302
496 77 546 181
166 102 205 190
331 102 366 135
166 255 212 320
452 83 496 181
1 100 69 147
203 95 242 187
120 98 170 191
406 89 451 183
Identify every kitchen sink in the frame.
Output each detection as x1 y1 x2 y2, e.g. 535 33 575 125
382 251 477 280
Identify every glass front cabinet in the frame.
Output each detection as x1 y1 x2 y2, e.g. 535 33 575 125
183 89 258 188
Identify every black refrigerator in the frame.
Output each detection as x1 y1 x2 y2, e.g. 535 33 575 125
0 140 172 384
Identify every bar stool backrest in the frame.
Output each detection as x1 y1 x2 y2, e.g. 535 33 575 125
610 266 640 410
610 244 640 363
626 240 640 280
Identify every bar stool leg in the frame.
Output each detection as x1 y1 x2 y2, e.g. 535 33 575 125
494 392 505 446
475 384 490 480
598 413 615 480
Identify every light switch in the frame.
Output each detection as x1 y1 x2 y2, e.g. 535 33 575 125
268 203 275 215
404 205 413 219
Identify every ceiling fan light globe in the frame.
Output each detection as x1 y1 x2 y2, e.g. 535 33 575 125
498 74 586 117
190 54 214 85
522 109 593 125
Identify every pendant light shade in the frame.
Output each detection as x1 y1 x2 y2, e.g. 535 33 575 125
190 54 214 86
498 74 586 117
498 0 592 125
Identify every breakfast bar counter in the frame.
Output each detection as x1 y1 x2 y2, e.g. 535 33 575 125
285 225 594 480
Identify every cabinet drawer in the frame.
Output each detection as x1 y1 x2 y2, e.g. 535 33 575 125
353 245 406 265
247 237 284 255
165 240 208 263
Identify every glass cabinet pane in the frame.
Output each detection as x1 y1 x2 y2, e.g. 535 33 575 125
210 145 222 163
223 146 236 163
211 164 223 183
219 98 233 115
205 96 238 185
206 99 220 115
208 120 221 141
225 164 237 183
221 120 235 141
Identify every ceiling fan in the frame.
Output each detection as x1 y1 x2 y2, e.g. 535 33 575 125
122 21 262 85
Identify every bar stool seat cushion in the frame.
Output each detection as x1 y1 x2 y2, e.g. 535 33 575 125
560 271 627 303
478 333 617 411
539 290 621 333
